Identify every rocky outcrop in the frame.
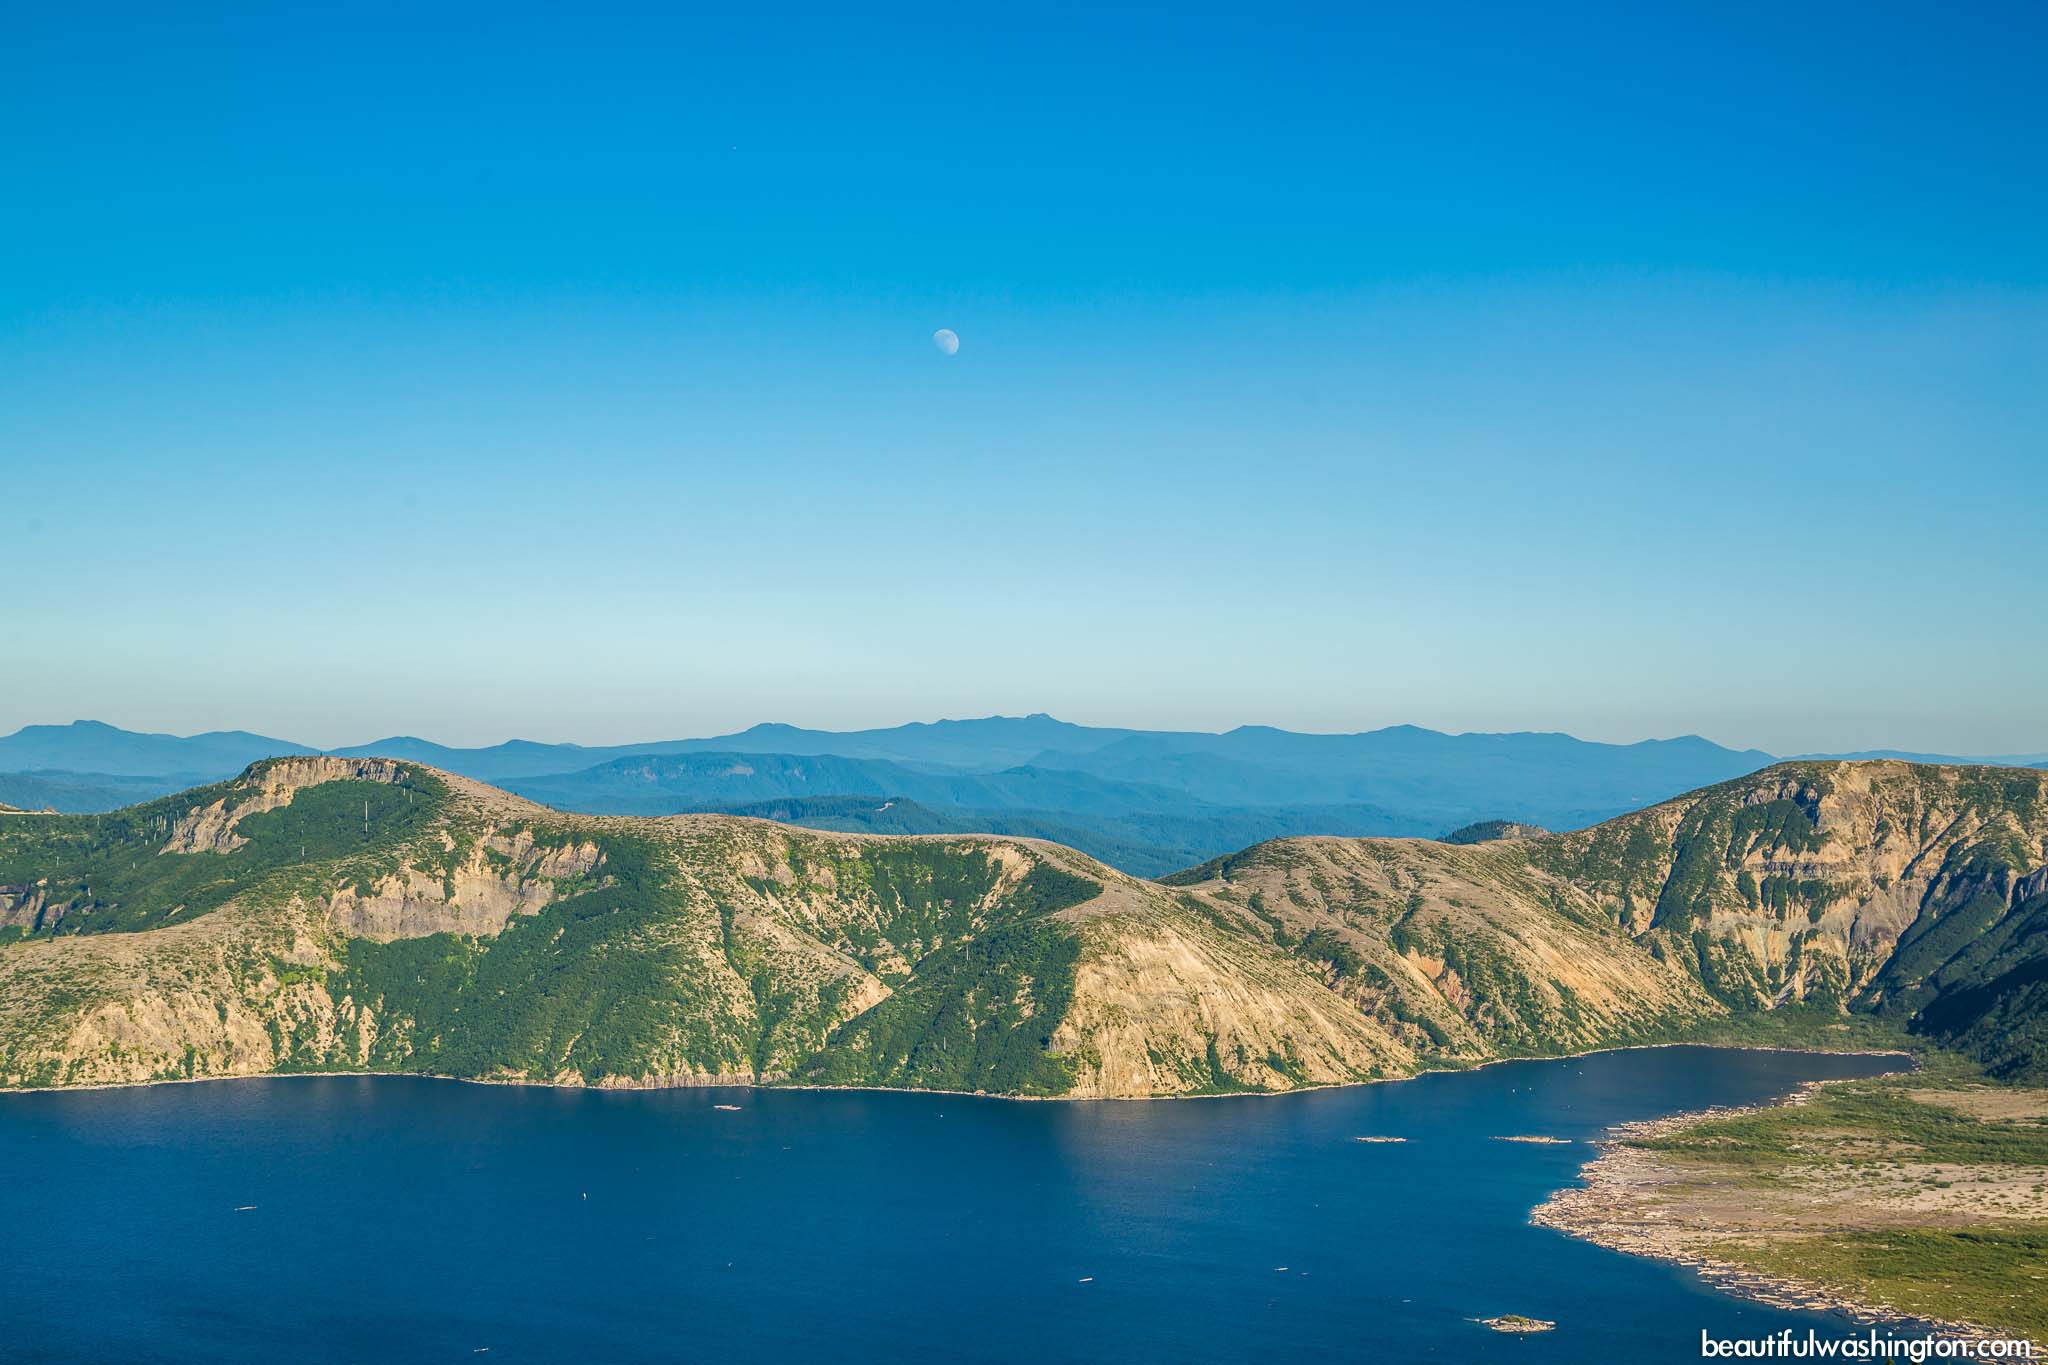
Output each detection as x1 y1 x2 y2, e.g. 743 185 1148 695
325 832 604 941
161 756 411 854
0 881 58 933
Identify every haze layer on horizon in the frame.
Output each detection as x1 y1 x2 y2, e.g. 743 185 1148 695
4 3 2044 756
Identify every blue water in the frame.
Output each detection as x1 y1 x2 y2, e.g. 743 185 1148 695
0 1047 1906 1364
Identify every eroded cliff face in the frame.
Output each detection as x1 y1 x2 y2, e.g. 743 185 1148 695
0 881 58 933
1539 763 2048 1011
1051 881 1416 1097
1168 835 1722 1065
324 831 606 941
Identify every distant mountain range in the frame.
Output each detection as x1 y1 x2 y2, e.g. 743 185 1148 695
0 720 314 783
3 716 2041 875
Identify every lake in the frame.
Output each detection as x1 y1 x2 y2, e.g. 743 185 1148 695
0 1047 1906 1363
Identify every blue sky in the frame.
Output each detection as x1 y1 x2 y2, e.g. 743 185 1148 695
3 1 2044 753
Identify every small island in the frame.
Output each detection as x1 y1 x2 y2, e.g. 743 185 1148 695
1494 1135 1572 1145
1476 1314 1555 1333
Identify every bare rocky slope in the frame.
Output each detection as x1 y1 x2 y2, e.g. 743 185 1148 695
1 757 2043 1096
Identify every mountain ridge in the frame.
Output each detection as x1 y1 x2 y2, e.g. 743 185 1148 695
0 720 315 779
3 714 1789 777
2 756 2043 1096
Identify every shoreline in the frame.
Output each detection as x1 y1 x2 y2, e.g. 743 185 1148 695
0 1038 1915 1104
1529 1078 2016 1345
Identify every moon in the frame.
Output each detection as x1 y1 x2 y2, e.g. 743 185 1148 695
932 328 960 356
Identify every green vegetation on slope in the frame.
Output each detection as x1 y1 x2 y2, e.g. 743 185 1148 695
333 833 1102 1090
0 772 446 938
1879 855 2048 1083
336 833 757 1082
804 913 1087 1095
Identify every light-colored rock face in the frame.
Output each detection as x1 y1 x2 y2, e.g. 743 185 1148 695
1055 894 1411 1097
0 880 55 933
324 833 606 942
0 896 360 1087
161 757 411 854
1170 836 1721 1065
1543 763 2048 1008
